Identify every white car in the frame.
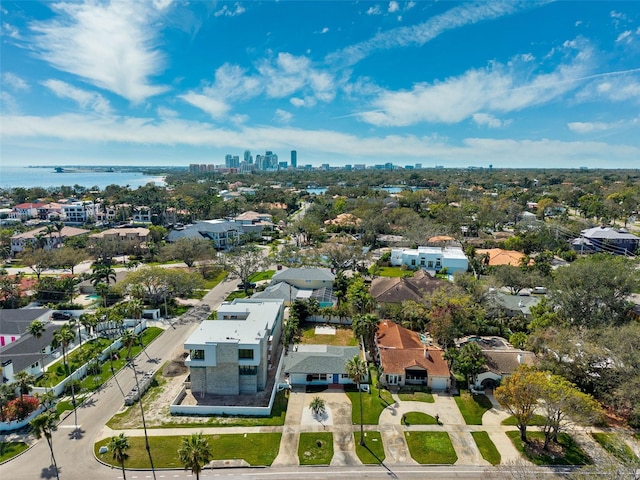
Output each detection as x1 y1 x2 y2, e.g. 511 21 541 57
470 386 485 395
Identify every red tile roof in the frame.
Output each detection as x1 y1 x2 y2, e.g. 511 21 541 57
376 321 450 377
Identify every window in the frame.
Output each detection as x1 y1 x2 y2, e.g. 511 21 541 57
190 349 205 360
428 261 433 268
411 259 416 266
239 365 257 375
311 373 327 381
420 258 425 266
239 349 254 359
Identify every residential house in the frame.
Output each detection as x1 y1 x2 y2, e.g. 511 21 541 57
0 322 61 383
270 267 335 290
8 202 47 221
36 203 64 221
456 336 536 389
282 345 364 386
184 299 284 396
571 226 639 256
491 291 542 318
258 268 337 307
0 309 51 347
10 226 90 256
132 206 152 223
370 270 446 304
390 246 468 274
89 226 150 254
165 219 244 249
375 320 451 391
60 201 99 224
476 248 529 267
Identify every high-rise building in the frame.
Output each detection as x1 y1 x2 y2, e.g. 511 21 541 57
290 150 297 168
244 150 253 164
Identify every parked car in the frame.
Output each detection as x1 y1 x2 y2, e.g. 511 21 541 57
470 386 485 395
237 282 257 289
51 311 72 321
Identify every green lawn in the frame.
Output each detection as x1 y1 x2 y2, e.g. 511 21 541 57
95 433 281 468
301 323 357 346
298 432 333 465
506 431 592 465
591 432 639 463
397 388 435 403
37 337 114 386
403 412 438 425
471 431 501 465
454 390 493 425
345 385 394 425
202 271 228 289
354 431 385 464
372 267 414 278
404 432 457 464
0 442 29 462
248 270 275 282
502 414 546 426
224 291 249 301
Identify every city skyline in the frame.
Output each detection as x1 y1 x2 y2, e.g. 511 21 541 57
1 1 640 169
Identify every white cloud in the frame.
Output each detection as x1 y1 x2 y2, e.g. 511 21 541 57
214 2 246 17
1 21 21 39
321 27 329 34
157 106 178 118
3 111 639 168
567 121 620 134
329 2 538 67
616 30 633 43
610 10 627 20
388 2 400 13
358 40 594 127
577 74 640 103
472 113 510 128
42 79 112 115
274 109 293 123
179 93 230 120
406 2 416 10
290 97 306 107
367 5 382 16
29 1 168 102
2 73 29 91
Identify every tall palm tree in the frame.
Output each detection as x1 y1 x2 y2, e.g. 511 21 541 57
90 264 116 286
26 320 47 388
121 330 138 361
345 354 368 446
352 313 380 353
30 411 60 480
108 433 130 479
178 432 212 480
54 222 65 245
51 324 78 431
14 371 35 402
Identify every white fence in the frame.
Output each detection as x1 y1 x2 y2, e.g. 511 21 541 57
169 349 286 417
0 405 45 433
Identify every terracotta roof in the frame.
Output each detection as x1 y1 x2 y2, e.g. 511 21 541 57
376 321 450 377
370 270 445 303
476 248 528 267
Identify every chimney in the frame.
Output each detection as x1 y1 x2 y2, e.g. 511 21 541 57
517 353 523 364
424 346 430 359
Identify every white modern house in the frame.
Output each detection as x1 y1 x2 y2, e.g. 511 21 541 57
184 299 284 396
390 246 468 274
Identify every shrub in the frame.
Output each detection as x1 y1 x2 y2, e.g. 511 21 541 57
3 396 40 422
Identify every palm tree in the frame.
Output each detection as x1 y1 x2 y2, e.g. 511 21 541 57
26 320 47 388
51 324 78 431
30 411 60 480
90 264 116 286
54 222 65 245
14 371 35 402
108 433 130 479
345 354 368 446
309 396 326 420
352 313 380 353
178 432 212 480
121 330 138 360
95 282 110 308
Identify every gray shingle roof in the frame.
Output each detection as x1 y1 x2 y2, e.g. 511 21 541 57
0 323 61 374
271 268 335 283
283 345 360 374
0 309 51 335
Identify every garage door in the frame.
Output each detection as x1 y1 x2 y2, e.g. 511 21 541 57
431 377 447 390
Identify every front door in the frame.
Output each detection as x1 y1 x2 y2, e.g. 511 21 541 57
387 374 399 386
333 374 339 384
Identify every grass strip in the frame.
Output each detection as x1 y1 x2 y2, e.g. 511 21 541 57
95 432 281 468
471 431 501 465
298 432 333 465
591 432 639 463
454 390 492 425
506 431 591 465
0 442 29 463
404 431 457 464
354 431 385 464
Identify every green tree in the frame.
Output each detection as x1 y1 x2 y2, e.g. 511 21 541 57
538 374 601 450
20 247 55 280
221 245 267 293
0 383 16 422
551 254 639 328
108 433 131 480
30 411 60 480
345 354 368 446
27 320 47 387
352 313 380 353
309 396 327 419
14 371 35 402
494 365 547 442
162 237 215 268
90 263 116 286
178 432 212 480
456 342 486 387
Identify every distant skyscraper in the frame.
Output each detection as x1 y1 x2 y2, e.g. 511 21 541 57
244 150 253 164
290 150 297 168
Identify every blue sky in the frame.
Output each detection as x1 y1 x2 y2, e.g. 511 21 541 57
1 0 640 169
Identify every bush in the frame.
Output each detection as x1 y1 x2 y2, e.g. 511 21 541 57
55 302 84 310
3 396 40 422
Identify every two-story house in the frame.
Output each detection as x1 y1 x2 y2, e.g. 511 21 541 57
390 246 468 274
